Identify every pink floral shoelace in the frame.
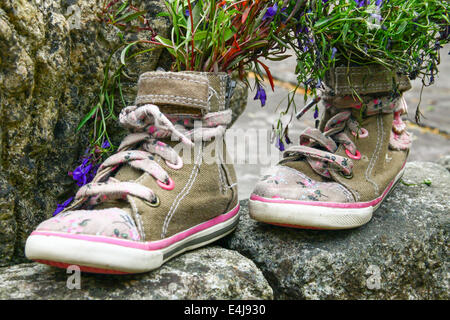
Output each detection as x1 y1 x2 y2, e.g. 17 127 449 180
63 104 231 213
283 94 410 179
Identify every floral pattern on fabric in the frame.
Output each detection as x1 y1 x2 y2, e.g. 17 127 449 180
253 166 354 203
36 208 141 241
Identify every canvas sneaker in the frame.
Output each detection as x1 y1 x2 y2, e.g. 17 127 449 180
25 71 240 273
249 66 412 229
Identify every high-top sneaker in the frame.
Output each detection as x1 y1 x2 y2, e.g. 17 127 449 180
249 66 412 229
25 71 239 274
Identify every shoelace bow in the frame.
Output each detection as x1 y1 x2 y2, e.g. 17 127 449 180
65 104 231 211
284 93 409 179
284 109 363 179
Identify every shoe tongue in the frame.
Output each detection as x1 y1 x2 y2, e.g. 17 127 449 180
113 164 143 182
93 199 134 213
135 71 210 114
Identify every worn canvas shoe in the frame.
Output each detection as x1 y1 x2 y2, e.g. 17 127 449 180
249 66 412 229
25 71 239 273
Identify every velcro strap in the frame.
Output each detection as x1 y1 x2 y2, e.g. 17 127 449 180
135 72 210 112
325 66 411 95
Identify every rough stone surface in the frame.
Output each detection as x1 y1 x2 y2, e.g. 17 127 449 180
222 162 449 299
0 0 247 266
437 155 450 172
0 246 273 300
0 172 17 263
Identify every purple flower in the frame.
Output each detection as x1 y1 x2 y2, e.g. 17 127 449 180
285 135 292 145
101 140 111 149
276 137 285 151
263 2 278 21
355 0 370 7
184 1 198 16
296 26 309 35
254 84 267 107
314 106 319 119
375 0 383 7
53 197 74 216
69 156 96 187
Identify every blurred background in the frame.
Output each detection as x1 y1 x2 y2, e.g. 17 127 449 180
231 44 450 199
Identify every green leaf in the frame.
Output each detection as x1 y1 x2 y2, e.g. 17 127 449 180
266 54 293 61
244 40 269 51
192 1 202 27
155 35 173 47
77 104 98 132
120 41 138 65
314 16 336 28
116 1 129 16
223 27 235 42
193 30 208 42
156 12 171 17
342 23 349 42
115 10 146 23
395 20 408 35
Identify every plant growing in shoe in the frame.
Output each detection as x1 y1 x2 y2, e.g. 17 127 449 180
273 0 449 144
56 0 307 214
249 0 450 229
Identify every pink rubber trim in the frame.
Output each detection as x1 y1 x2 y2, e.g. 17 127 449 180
250 161 406 209
30 204 240 251
345 148 361 160
157 177 175 190
34 259 130 275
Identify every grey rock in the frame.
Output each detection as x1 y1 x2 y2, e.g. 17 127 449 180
0 246 273 300
437 155 450 172
222 162 450 299
0 173 17 265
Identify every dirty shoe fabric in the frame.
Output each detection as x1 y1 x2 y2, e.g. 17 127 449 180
249 66 411 229
25 71 239 274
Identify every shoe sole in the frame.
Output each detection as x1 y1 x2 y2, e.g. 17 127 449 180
25 204 240 274
249 165 406 230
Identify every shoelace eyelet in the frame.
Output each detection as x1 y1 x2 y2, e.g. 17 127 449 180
339 171 353 179
146 196 160 207
157 177 175 190
345 148 362 160
351 128 369 138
